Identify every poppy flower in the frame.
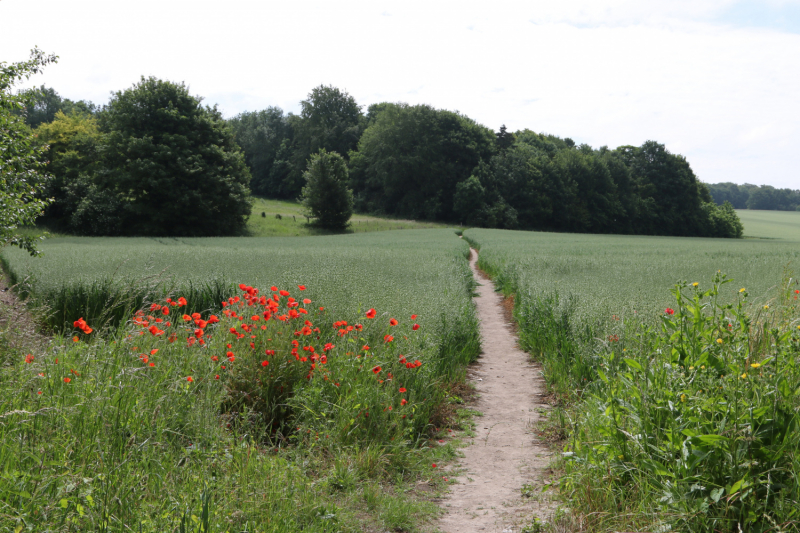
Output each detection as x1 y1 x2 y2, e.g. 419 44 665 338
262 360 269 367
303 298 311 304
150 349 158 355
177 297 188 306
401 399 408 406
72 336 79 342
411 314 417 320
270 286 278 292
412 324 420 331
384 335 394 343
665 308 675 315
362 345 370 351
183 314 192 321
324 343 334 351
162 306 169 315
279 290 290 297
215 374 220 380
25 354 34 364
389 318 398 326
150 303 161 311
366 308 376 319
298 285 306 291
399 387 407 393
372 366 382 374
211 356 219 362
431 464 437 468
63 377 71 383
194 329 204 338
187 376 194 382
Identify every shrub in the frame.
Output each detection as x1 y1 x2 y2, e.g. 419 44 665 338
300 149 354 230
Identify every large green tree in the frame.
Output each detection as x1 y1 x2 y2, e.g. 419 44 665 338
300 149 353 230
16 85 97 128
0 48 56 255
94 77 252 236
349 103 496 221
285 86 363 198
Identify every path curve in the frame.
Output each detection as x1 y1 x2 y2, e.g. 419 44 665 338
438 248 554 533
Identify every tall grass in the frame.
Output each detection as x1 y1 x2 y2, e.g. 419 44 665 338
465 227 800 531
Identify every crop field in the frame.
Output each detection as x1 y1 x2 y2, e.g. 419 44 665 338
0 229 479 532
1 230 475 346
736 209 800 240
464 225 800 532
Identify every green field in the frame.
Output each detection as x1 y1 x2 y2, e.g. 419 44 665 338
464 225 800 532
737 209 800 240
246 198 453 237
0 229 479 532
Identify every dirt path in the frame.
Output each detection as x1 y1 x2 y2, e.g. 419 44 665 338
437 248 554 533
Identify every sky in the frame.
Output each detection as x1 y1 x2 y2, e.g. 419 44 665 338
2 0 799 188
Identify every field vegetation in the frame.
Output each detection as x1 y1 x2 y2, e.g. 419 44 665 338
0 229 479 532
737 209 800 241
464 227 800 531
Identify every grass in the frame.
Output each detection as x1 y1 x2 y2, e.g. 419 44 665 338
736 209 800 241
245 198 454 237
0 229 479 532
463 225 800 532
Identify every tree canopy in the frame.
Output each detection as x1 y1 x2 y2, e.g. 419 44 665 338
0 48 56 255
300 149 354 230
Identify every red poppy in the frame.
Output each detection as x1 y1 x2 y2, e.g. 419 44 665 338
362 345 370 351
399 387 407 393
431 463 437 468
162 306 169 315
177 297 187 306
215 374 220 380
298 285 306 291
150 349 158 355
211 356 219 362
401 399 408 406
63 377 71 383
389 318 398 326
665 308 675 315
279 290 290 297
324 343 334 351
262 360 269 367
187 376 194 382
24 354 34 364
384 335 394 343
183 314 192 321
412 324 420 331
194 329 204 338
372 366 382 374
366 308 376 319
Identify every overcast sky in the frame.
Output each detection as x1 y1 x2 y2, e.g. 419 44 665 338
2 0 799 188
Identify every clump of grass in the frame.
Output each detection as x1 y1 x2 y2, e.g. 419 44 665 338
0 268 475 531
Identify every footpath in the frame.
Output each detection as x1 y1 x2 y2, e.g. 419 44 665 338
438 248 555 533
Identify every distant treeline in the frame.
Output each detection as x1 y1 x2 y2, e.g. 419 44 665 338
706 182 800 211
21 83 742 238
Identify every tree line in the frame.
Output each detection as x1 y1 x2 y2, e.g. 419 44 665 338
706 182 800 212
15 76 743 238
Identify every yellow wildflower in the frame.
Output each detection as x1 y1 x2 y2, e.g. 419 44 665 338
751 362 761 369
716 338 723 344
763 305 769 310
689 366 695 370
680 394 686 402
740 373 747 379
692 282 699 287
739 288 746 293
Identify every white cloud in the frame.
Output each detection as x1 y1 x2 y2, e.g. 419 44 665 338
2 0 798 187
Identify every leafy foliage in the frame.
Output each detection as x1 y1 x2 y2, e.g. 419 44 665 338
94 76 252 236
0 48 56 255
350 103 496 221
15 84 97 128
707 182 800 211
300 150 354 230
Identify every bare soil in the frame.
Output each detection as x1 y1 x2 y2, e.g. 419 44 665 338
437 249 555 533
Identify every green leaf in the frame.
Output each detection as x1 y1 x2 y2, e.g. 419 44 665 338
624 358 643 371
597 369 608 384
60 498 69 509
710 487 724 503
696 434 728 445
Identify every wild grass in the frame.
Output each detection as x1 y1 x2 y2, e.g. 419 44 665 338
0 230 479 532
464 227 800 532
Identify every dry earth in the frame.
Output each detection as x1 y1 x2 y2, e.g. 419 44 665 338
437 248 555 533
